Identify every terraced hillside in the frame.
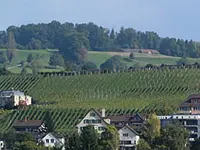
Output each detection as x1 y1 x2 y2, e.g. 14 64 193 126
0 107 149 133
1 68 200 109
1 68 200 133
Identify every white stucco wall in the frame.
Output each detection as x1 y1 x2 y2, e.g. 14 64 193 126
42 133 65 150
76 110 108 134
118 126 140 147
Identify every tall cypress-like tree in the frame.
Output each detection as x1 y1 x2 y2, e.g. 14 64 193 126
44 110 55 133
6 31 16 63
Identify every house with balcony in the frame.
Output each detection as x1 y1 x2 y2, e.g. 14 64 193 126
76 108 110 134
118 125 140 150
178 94 200 114
0 90 32 108
13 119 47 140
108 113 146 133
158 114 200 141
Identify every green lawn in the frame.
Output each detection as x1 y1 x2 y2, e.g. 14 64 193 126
1 49 200 73
87 52 112 67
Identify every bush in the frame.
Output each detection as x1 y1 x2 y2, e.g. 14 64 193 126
82 61 97 70
100 55 127 71
129 52 134 59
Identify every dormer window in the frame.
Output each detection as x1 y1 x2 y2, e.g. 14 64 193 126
194 100 198 103
90 112 96 117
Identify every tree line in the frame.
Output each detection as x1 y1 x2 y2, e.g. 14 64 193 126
0 21 200 58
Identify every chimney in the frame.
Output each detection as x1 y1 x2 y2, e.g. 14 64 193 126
101 109 106 118
24 117 28 122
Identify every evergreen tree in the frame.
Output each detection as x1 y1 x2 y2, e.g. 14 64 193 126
6 31 16 63
44 110 55 133
27 54 34 64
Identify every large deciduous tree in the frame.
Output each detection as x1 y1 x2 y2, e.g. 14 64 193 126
49 52 64 68
160 123 189 150
143 113 160 145
59 32 90 65
100 125 119 150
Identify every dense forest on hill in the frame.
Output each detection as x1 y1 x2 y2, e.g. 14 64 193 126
0 21 200 58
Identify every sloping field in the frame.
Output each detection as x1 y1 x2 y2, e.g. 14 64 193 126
1 68 200 133
0 68 200 109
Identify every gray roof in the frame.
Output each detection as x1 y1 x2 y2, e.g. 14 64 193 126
0 90 25 96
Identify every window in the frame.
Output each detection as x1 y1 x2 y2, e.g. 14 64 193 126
80 127 84 130
123 133 128 137
194 107 198 110
46 139 49 143
51 139 54 143
98 127 105 131
134 141 136 144
120 141 131 144
90 112 96 117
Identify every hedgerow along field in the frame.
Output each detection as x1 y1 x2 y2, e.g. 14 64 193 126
1 68 200 133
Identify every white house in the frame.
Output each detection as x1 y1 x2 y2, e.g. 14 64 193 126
118 125 140 150
0 90 32 108
0 140 5 150
76 108 110 134
41 133 65 150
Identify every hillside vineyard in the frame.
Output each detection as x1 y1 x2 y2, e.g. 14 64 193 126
1 68 200 132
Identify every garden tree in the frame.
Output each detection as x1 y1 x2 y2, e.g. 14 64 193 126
6 31 16 63
59 32 90 65
100 55 127 71
129 52 134 59
137 139 151 150
100 125 119 150
27 53 34 64
3 130 16 149
82 61 97 70
176 57 189 66
66 132 81 150
143 113 160 145
21 67 28 75
49 52 65 68
80 125 100 150
160 123 189 150
16 132 34 143
44 110 55 132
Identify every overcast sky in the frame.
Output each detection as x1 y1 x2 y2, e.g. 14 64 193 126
0 0 200 40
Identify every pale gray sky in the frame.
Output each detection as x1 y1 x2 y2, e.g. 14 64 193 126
0 0 200 40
